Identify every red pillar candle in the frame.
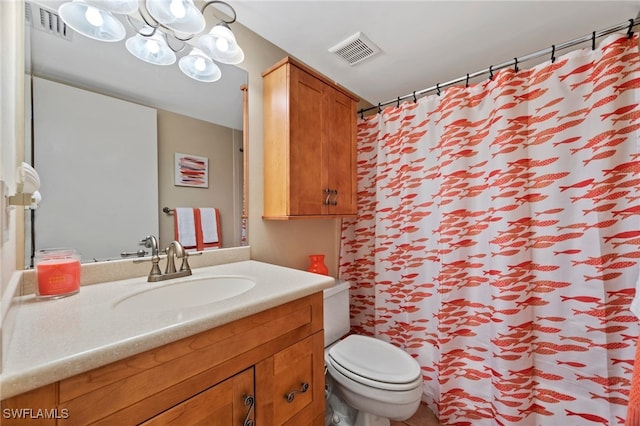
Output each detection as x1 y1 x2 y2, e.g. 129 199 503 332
35 249 81 298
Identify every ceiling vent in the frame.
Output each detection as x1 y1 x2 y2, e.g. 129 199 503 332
25 1 72 41
329 32 380 66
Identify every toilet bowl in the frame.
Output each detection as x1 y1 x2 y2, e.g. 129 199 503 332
323 281 423 426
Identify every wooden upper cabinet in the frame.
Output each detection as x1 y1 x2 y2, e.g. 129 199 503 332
263 57 359 219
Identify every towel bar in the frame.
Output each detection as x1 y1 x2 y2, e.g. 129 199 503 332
162 207 175 214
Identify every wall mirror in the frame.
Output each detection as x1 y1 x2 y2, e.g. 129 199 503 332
24 1 248 266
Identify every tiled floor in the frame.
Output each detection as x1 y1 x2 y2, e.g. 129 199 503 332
390 403 442 426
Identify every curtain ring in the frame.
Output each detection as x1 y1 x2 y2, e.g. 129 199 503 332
397 97 401 108
436 83 441 96
628 18 634 38
413 91 417 103
377 103 382 113
514 57 519 73
466 73 470 87
359 110 364 119
489 65 494 81
551 45 556 63
592 31 596 50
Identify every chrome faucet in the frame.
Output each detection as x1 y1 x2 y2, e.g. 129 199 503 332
165 240 186 275
135 237 194 282
140 235 159 257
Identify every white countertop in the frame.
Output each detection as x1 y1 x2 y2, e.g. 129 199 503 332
1 260 334 400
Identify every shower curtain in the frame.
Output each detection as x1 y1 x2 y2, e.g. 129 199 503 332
339 33 640 425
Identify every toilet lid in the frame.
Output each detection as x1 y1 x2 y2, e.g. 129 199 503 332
328 335 421 387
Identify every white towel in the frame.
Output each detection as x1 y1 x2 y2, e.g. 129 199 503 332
175 207 197 247
199 208 219 244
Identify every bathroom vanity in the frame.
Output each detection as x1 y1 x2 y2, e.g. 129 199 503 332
1 258 331 425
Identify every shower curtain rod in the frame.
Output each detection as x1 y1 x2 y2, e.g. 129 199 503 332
358 16 640 116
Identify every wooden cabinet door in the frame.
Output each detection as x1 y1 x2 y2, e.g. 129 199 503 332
140 368 255 426
255 332 325 426
324 86 357 215
289 65 325 216
290 66 357 216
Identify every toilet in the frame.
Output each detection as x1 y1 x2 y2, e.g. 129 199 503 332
323 280 423 426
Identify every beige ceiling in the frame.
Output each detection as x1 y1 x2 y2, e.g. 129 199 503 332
229 0 640 108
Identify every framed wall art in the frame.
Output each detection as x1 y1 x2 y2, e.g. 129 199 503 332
174 153 208 188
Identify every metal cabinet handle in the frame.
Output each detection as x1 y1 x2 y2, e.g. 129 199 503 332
284 382 310 403
323 189 338 206
243 394 255 426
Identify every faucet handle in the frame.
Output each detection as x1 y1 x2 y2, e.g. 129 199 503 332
181 251 203 273
140 235 159 257
180 255 191 273
133 256 163 280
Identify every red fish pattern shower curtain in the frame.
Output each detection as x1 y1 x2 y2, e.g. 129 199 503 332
339 33 640 425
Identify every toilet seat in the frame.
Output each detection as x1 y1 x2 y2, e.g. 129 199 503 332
327 335 422 392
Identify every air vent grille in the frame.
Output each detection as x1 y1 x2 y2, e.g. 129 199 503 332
329 32 380 66
26 1 72 41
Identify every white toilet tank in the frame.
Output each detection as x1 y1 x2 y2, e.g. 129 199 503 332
323 280 351 347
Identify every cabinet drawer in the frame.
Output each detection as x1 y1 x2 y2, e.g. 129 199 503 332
256 332 325 425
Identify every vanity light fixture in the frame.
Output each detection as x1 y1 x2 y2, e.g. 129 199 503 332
58 0 128 42
126 30 177 65
179 48 222 82
57 0 245 82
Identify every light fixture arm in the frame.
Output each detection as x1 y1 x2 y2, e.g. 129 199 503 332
127 8 197 47
201 0 237 24
133 4 161 33
126 14 157 37
165 37 188 53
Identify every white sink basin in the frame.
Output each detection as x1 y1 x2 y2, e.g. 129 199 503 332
113 275 256 313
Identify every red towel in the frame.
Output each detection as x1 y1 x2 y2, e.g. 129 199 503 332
194 208 222 251
626 336 640 426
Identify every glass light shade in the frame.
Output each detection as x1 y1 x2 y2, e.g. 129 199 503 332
145 0 206 35
125 32 176 65
198 22 244 65
85 0 139 15
58 0 126 42
179 48 222 82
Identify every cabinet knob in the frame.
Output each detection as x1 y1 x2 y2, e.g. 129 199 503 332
284 382 310 403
